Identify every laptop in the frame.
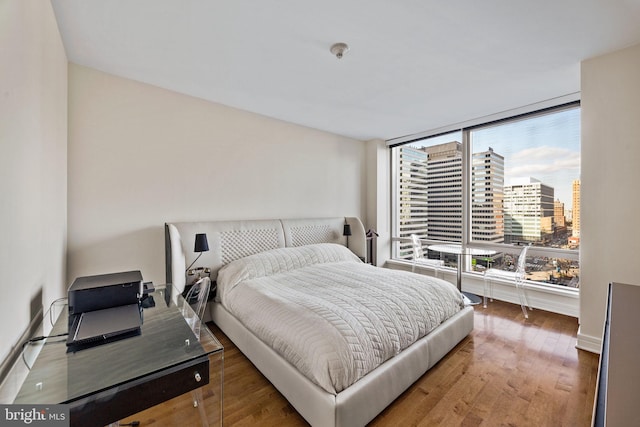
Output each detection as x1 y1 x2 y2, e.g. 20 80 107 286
67 303 142 347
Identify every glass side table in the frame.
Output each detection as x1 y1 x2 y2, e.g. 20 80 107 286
428 244 497 305
0 284 223 427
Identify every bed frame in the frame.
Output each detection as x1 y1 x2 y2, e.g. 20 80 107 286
165 217 473 427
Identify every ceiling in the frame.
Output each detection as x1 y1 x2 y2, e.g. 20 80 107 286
51 0 640 141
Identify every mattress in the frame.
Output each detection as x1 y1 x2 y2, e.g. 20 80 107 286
216 243 465 394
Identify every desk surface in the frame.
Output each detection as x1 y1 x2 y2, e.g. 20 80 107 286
12 285 223 425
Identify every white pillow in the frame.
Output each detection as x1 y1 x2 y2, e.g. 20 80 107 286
217 243 360 299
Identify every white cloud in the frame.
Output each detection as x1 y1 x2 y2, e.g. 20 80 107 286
507 146 580 176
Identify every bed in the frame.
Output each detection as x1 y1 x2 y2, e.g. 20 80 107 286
165 217 473 427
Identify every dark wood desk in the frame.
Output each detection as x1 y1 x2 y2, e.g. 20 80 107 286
12 285 223 426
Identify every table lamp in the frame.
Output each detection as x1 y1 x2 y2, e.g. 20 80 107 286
343 223 352 247
186 233 209 273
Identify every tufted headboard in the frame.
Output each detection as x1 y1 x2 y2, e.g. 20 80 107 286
165 217 366 295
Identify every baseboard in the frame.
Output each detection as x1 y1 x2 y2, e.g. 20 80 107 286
576 326 602 354
0 306 44 400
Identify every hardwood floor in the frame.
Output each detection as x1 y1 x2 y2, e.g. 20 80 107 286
121 300 599 426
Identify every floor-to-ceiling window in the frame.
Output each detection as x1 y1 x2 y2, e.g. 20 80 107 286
390 102 580 291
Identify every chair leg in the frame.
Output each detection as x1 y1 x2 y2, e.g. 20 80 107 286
483 276 495 308
483 277 488 308
521 282 533 311
519 301 528 319
515 281 529 319
520 283 533 311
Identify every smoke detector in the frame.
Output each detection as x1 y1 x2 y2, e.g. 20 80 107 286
330 42 350 59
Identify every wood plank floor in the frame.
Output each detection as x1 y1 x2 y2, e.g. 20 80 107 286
121 300 599 426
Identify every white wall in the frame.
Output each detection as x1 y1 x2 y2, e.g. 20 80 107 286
0 1 67 363
365 139 391 266
578 42 640 352
67 64 366 286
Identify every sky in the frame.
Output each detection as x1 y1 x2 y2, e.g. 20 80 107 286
407 106 581 208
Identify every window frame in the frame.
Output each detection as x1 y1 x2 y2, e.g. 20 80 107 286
389 100 580 293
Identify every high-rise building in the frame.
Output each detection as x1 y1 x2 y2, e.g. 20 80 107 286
472 148 504 243
554 199 566 228
504 177 555 244
572 179 581 238
398 142 507 248
424 142 463 242
396 146 429 237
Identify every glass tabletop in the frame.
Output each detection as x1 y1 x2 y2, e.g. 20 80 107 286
10 284 222 406
427 244 496 256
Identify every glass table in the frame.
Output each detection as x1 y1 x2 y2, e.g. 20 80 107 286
428 244 496 305
1 284 223 427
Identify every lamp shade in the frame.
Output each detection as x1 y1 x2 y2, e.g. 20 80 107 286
343 224 352 237
194 233 209 253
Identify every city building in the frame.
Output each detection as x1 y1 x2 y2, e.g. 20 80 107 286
472 148 505 243
554 199 566 228
398 143 506 250
424 142 463 242
396 146 430 244
504 177 555 244
572 179 581 237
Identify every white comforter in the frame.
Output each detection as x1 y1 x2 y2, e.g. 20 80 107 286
217 243 464 394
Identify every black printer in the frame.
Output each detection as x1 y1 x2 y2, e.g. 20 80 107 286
67 270 144 347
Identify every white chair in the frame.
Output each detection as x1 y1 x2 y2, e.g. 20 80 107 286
484 244 532 318
183 276 212 426
410 234 445 278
